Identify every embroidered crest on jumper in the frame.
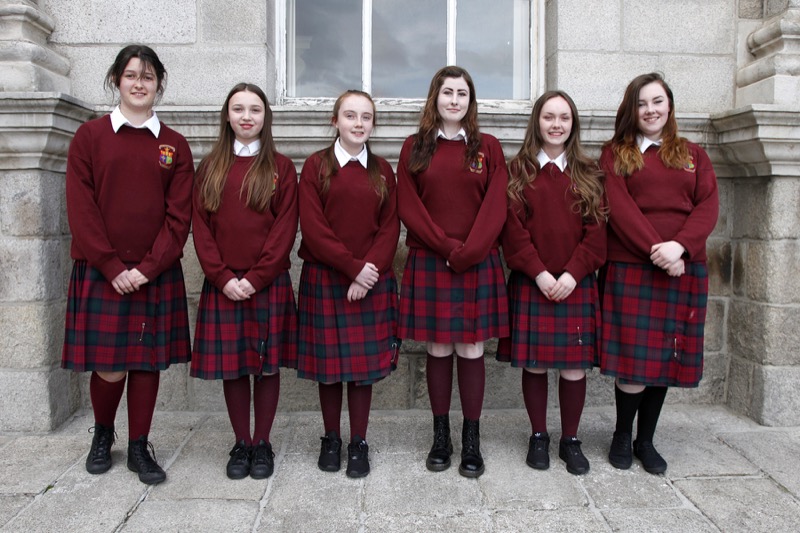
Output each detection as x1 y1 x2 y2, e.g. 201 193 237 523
684 157 696 173
469 152 485 173
159 145 176 169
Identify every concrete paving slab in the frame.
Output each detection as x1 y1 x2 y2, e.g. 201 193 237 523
493 509 606 532
257 514 362 533
363 511 489 532
0 435 86 494
0 494 31 527
719 429 800 497
676 477 800 531
655 426 760 479
601 508 719 533
123 499 260 533
582 465 681 510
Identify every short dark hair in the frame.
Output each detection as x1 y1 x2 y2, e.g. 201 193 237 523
104 44 167 96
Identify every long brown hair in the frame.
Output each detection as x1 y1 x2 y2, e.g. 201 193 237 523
407 66 481 174
317 90 387 203
508 91 606 222
197 83 278 213
606 72 690 176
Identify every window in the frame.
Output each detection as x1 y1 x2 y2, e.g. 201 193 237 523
284 0 536 101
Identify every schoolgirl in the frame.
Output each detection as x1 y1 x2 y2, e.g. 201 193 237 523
297 90 400 478
600 73 718 474
191 83 298 480
62 44 193 485
397 66 509 478
499 91 607 475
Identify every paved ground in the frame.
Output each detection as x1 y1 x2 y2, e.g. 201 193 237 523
1 405 799 532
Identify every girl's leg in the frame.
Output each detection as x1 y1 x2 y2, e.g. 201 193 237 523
126 370 165 484
454 342 485 478
85 371 126 474
608 379 645 470
317 382 343 472
557 369 589 475
634 386 669 474
222 375 253 480
425 342 455 472
522 368 549 470
250 372 280 479
345 382 373 478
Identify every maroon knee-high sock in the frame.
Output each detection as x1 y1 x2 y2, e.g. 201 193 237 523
347 382 372 441
558 375 586 439
126 370 160 441
427 353 454 416
318 382 343 435
90 372 126 427
253 373 280 444
223 375 252 445
456 356 485 420
522 370 548 434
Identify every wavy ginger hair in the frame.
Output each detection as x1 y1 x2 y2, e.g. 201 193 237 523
507 91 606 222
606 72 690 176
407 66 482 174
197 83 277 213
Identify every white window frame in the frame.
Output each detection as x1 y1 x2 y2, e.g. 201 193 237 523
276 0 545 107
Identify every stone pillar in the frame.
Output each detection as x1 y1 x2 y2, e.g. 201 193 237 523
0 1 85 431
716 0 800 426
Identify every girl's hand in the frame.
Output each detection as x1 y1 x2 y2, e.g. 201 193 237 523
534 271 557 300
222 278 249 301
666 259 685 277
129 268 149 289
550 272 577 302
239 278 256 297
650 241 685 269
355 263 379 289
111 270 137 295
347 281 369 302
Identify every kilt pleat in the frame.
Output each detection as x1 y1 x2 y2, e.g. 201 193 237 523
497 271 599 369
191 271 298 380
398 248 509 344
297 263 400 385
599 261 708 387
62 260 191 372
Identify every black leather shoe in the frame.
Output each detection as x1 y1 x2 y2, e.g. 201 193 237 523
250 440 275 479
526 432 550 470
226 440 251 480
426 414 453 472
346 437 370 478
127 436 166 485
558 437 590 475
608 431 633 469
86 423 115 475
633 439 667 474
318 431 342 472
459 418 484 478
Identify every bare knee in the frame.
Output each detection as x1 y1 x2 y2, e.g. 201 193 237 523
96 371 127 383
427 342 454 357
454 342 484 359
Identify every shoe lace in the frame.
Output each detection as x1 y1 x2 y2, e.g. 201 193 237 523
132 440 161 472
230 442 250 461
348 441 368 459
88 426 116 458
321 435 341 454
252 443 274 463
463 429 479 455
562 438 583 456
433 423 450 449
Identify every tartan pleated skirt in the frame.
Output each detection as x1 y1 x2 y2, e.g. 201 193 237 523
191 271 298 380
599 261 708 387
398 248 509 344
297 262 400 385
62 260 191 372
497 271 600 369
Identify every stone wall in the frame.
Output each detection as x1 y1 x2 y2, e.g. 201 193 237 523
1 0 798 431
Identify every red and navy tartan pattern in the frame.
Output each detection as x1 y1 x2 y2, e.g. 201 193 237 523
497 271 600 369
297 263 400 385
599 261 708 387
398 248 509 344
191 271 298 380
62 261 191 372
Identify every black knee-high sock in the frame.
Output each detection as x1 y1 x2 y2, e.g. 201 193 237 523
636 386 667 442
614 385 644 434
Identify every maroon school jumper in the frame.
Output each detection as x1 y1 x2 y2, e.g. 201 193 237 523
296 151 400 385
62 115 193 371
191 153 299 379
599 142 719 387
397 134 509 344
499 161 606 368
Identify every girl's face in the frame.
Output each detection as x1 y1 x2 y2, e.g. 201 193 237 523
227 90 265 145
637 81 670 141
117 57 158 116
538 96 572 158
436 76 470 129
333 94 375 155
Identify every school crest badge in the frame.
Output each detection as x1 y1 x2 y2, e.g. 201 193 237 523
469 152 485 173
684 157 696 173
159 144 176 169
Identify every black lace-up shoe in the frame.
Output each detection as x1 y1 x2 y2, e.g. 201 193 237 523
608 431 633 470
558 437 590 475
250 440 275 479
226 440 251 480
426 414 453 472
86 424 116 474
526 432 550 470
346 437 370 478
127 436 166 485
318 431 342 472
633 439 667 474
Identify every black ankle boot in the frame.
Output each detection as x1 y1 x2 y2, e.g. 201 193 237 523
127 436 166 485
86 423 115 474
426 414 453 472
459 418 484 478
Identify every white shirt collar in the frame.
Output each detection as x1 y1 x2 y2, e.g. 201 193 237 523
638 135 662 153
536 149 568 173
233 139 261 157
437 128 468 143
110 106 161 137
334 138 368 169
